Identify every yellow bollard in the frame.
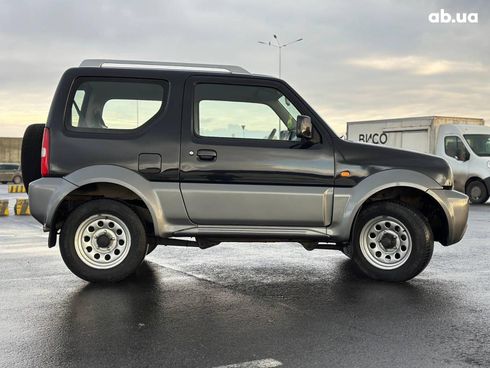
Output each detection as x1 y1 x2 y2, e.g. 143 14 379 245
0 200 8 216
14 199 30 215
8 184 26 193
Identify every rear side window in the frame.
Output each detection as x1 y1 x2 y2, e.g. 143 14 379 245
68 78 168 130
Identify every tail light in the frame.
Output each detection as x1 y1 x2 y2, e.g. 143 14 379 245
41 127 50 176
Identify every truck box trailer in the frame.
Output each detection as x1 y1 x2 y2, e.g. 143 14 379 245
347 116 490 203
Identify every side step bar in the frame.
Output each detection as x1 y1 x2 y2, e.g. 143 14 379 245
155 237 219 250
153 237 343 251
301 242 342 251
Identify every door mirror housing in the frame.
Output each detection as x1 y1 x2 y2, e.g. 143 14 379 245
296 115 313 140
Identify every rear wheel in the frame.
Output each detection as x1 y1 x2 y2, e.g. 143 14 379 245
12 175 22 184
60 199 147 282
466 180 488 204
352 201 433 282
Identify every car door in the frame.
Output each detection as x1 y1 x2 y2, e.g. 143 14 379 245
179 76 335 228
443 135 469 190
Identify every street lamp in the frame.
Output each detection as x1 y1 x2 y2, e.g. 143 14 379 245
258 34 303 78
258 35 303 140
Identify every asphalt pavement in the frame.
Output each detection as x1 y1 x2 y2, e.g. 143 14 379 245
0 184 488 368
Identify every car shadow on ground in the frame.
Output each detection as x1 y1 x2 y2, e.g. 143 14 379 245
49 258 474 366
59 257 462 329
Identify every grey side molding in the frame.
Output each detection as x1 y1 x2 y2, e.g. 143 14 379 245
63 165 194 236
29 177 78 227
328 169 444 242
30 165 193 236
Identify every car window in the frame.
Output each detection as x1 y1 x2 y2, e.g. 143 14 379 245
71 90 85 126
194 84 304 141
444 136 470 161
463 134 490 157
102 99 162 129
68 79 168 130
0 164 17 170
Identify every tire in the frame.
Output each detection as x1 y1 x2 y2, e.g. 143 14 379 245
60 199 148 282
12 175 22 184
352 201 433 282
466 180 488 204
21 123 45 193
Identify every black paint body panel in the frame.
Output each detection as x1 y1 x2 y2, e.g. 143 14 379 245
46 67 185 182
180 76 335 187
46 66 451 190
333 139 452 187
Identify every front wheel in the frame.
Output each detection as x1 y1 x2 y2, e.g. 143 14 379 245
12 175 22 184
352 201 433 282
60 199 148 282
466 180 488 204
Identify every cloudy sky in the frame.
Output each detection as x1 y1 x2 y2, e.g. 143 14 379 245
0 0 489 137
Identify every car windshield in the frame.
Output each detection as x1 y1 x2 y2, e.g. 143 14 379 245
0 164 18 170
464 134 490 157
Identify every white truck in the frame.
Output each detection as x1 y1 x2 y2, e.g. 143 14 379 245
347 116 490 204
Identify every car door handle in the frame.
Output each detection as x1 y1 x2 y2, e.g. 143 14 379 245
197 149 217 161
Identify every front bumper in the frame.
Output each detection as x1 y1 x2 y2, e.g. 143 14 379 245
428 188 469 245
28 177 77 228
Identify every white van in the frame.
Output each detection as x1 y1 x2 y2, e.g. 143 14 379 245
347 116 490 203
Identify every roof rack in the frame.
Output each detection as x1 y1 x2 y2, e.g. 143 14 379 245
79 59 250 74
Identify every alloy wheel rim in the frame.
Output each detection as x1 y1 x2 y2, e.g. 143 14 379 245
359 216 412 270
74 214 131 269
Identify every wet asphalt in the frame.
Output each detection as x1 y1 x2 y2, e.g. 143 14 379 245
0 186 488 367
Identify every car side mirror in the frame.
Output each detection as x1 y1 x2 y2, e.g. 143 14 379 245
296 115 312 140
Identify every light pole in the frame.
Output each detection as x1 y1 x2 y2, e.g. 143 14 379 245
258 34 303 78
258 35 303 139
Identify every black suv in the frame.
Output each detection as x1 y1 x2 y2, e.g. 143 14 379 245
22 59 469 283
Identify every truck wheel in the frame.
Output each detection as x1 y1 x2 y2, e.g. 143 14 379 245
60 199 147 282
466 180 488 204
352 201 433 282
12 175 22 184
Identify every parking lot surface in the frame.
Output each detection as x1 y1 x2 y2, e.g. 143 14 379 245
0 185 488 368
